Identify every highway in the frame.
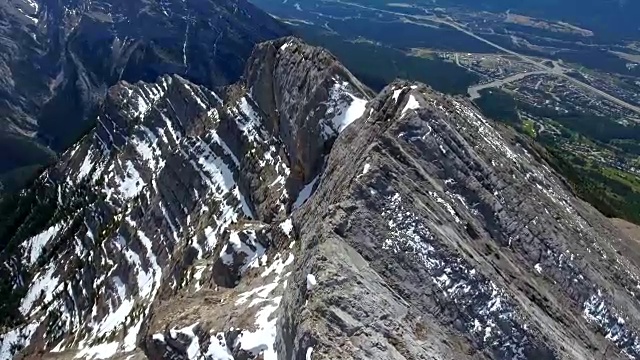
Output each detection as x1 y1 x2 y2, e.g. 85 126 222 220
433 17 640 115
334 0 640 116
467 71 547 100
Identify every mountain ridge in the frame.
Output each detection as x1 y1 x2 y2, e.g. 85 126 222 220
0 0 290 193
2 35 640 360
0 36 371 359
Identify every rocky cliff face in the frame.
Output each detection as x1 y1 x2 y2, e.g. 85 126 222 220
2 37 640 360
0 0 288 192
0 37 370 359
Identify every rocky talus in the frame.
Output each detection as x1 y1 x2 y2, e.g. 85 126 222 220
2 38 640 360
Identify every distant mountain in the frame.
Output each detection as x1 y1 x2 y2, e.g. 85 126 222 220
2 36 640 360
0 0 289 192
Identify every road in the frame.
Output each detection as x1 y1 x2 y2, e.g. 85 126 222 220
468 71 547 99
333 0 640 116
422 16 640 116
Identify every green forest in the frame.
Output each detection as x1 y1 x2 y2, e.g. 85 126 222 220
294 25 480 94
474 89 640 225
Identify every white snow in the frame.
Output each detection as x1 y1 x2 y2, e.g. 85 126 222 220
93 299 135 337
306 347 314 360
306 274 317 290
205 333 234 359
76 151 95 183
204 226 218 249
183 22 190 68
429 191 462 224
19 8 38 24
293 174 320 209
238 302 280 360
25 0 39 12
322 81 368 137
210 131 240 166
0 322 39 360
20 265 59 315
133 126 164 172
75 342 119 359
185 82 208 110
261 253 295 278
331 92 367 133
280 219 293 236
360 163 371 176
113 277 127 300
220 230 266 273
190 136 253 218
280 42 292 51
193 264 206 291
169 323 200 359
57 184 63 205
380 192 530 353
534 263 543 274
135 229 163 299
22 222 62 265
236 97 263 142
402 95 421 115
117 161 145 199
392 88 403 102
123 319 143 351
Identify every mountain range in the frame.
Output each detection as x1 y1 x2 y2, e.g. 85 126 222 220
2 0 640 360
0 0 288 192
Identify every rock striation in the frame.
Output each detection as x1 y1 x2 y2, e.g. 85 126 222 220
2 37 640 360
0 0 288 191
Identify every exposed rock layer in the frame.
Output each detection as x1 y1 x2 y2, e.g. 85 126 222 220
0 0 288 191
1 38 640 360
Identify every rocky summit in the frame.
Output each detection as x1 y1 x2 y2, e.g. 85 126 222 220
2 35 640 360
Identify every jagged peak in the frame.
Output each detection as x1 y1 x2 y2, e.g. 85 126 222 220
244 36 372 98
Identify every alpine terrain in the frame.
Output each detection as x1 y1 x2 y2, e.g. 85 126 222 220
2 4 640 360
0 0 288 192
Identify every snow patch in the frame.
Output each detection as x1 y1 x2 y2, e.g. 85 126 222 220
169 323 200 359
20 265 59 315
306 274 317 290
329 82 367 132
261 253 295 278
280 219 293 236
360 163 371 177
280 42 292 51
0 322 39 360
534 263 543 274
205 333 234 359
220 230 266 273
392 88 403 102
75 342 119 359
402 95 421 115
22 223 62 265
123 319 143 352
76 150 95 183
293 174 320 209
238 302 280 360
117 161 145 199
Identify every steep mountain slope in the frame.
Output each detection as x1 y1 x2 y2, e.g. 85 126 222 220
0 0 289 192
2 37 640 360
281 82 640 359
0 37 370 359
